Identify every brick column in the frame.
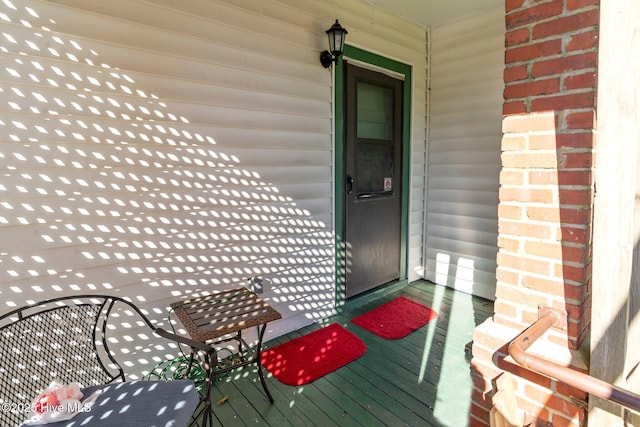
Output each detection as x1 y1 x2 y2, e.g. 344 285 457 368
470 1 599 426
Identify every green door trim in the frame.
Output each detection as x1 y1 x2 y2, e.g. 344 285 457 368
334 45 412 304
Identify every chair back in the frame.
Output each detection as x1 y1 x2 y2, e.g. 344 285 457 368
0 295 152 426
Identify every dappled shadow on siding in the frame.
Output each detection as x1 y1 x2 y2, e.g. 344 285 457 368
0 0 334 375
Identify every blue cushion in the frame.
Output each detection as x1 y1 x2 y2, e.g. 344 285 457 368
27 380 199 427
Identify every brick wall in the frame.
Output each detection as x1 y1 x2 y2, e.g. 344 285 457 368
470 0 599 425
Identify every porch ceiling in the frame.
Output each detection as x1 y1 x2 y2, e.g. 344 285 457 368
360 0 503 27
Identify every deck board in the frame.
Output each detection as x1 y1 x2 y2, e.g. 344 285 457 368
204 280 493 426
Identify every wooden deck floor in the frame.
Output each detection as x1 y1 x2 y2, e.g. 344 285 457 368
205 280 494 426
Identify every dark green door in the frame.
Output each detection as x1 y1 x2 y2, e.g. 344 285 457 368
344 63 403 298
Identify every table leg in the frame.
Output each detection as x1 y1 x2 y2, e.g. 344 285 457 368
255 323 274 403
236 331 246 362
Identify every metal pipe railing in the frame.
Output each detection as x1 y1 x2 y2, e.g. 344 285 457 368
508 307 640 413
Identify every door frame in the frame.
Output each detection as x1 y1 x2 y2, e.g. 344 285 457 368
334 45 412 303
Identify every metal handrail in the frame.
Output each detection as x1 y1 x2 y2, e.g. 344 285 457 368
508 307 640 413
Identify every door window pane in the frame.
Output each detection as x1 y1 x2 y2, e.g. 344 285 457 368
357 82 393 140
356 142 393 195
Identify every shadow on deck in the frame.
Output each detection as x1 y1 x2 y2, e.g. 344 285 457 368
206 280 494 426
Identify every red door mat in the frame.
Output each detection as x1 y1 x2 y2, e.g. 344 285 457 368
260 323 366 386
350 296 438 339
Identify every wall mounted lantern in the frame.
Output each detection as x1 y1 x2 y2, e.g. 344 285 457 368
320 20 348 68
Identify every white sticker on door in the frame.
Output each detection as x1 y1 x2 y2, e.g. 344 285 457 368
384 177 392 191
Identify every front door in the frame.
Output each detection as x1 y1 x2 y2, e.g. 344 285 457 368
344 63 403 298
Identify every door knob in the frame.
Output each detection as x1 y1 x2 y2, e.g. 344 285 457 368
346 175 354 195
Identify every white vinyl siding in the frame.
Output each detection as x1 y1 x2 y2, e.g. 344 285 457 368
424 6 505 301
0 0 427 369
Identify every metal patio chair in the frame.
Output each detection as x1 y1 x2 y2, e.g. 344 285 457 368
0 294 214 427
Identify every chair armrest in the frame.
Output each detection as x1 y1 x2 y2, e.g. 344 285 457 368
154 328 215 355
